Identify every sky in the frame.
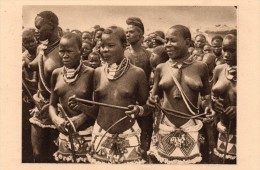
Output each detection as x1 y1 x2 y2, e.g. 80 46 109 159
22 6 237 37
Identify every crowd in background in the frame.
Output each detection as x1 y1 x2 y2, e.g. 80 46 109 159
22 10 237 164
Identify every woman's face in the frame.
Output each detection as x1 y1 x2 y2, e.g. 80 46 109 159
212 39 223 56
100 33 125 64
222 38 236 66
23 34 38 52
194 36 206 49
165 28 189 60
88 54 101 69
59 37 81 68
34 16 53 41
82 42 92 58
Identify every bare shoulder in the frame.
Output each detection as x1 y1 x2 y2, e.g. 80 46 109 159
52 67 63 76
203 53 216 63
214 63 226 72
155 62 166 71
129 64 145 75
81 64 94 74
193 60 208 70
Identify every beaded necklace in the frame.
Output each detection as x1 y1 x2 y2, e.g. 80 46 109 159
104 57 130 81
63 61 83 84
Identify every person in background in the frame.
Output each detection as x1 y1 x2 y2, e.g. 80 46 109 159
150 31 166 48
211 34 237 164
88 51 102 69
124 17 153 161
81 39 93 62
28 11 63 163
22 28 39 162
211 35 225 65
71 29 82 38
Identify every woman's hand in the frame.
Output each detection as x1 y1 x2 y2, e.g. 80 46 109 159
212 98 225 114
125 105 144 118
146 95 159 108
224 106 236 119
52 116 67 135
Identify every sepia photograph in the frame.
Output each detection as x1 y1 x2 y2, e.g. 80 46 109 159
0 0 260 170
22 5 237 164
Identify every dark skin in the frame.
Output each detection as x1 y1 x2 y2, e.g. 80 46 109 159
28 16 63 99
22 30 38 86
125 25 152 81
88 54 101 69
194 35 206 49
150 27 214 127
212 35 237 121
94 32 149 134
29 14 63 163
49 36 95 135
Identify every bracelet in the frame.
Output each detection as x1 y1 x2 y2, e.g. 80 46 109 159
137 106 144 117
201 95 211 101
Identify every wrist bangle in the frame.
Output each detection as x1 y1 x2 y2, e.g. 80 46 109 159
201 95 211 101
137 106 144 117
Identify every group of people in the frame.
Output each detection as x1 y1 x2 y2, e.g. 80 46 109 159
22 10 237 164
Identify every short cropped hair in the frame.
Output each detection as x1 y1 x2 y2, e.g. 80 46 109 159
126 17 144 35
153 31 165 39
223 34 237 47
103 25 127 45
88 51 102 60
62 32 82 50
152 45 169 61
95 27 105 34
37 11 59 26
211 35 223 43
169 25 191 40
195 33 206 41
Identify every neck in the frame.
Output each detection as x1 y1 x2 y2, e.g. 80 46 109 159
48 32 59 44
172 51 190 63
115 56 124 65
66 61 81 69
129 40 143 52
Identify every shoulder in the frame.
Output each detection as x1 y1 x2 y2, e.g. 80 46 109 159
51 67 63 81
129 64 146 76
48 47 60 58
142 48 152 56
215 63 226 72
81 64 94 74
156 62 167 70
203 53 216 62
52 67 63 75
192 60 208 69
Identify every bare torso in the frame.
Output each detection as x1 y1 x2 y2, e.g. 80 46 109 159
94 64 148 134
156 61 209 127
212 64 236 130
124 48 151 81
38 47 63 98
53 65 95 130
